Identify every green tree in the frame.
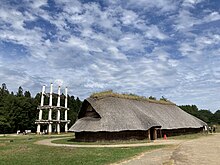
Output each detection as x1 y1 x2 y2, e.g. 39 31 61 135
0 115 11 135
149 96 156 100
24 91 31 98
212 110 220 124
1 83 9 95
0 83 82 134
179 105 199 116
17 86 23 97
197 110 213 124
160 96 167 101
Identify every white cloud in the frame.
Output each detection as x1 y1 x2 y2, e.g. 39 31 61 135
0 0 220 112
174 9 199 31
174 7 220 32
121 10 138 25
84 80 105 89
203 11 220 22
29 0 48 9
107 46 128 60
66 37 89 51
55 79 64 86
125 0 178 13
182 0 204 8
145 25 168 40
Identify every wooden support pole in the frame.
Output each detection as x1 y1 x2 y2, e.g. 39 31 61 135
48 123 52 135
154 129 157 139
37 85 45 134
40 85 45 106
39 85 45 120
65 87 68 133
57 86 61 134
48 83 53 134
37 124 41 134
147 129 150 140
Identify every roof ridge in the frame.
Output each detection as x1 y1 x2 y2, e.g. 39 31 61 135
90 91 176 105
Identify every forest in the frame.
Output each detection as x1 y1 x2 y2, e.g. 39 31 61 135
0 83 219 134
0 83 82 134
178 105 220 125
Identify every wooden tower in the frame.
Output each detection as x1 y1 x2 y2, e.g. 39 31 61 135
35 83 70 134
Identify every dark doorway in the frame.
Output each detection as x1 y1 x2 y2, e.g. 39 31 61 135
150 128 155 140
157 129 162 138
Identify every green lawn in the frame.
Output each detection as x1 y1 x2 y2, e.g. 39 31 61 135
215 125 220 133
0 135 165 165
167 132 211 140
52 137 151 145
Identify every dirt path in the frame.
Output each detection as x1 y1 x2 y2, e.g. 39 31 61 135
172 133 220 165
35 134 220 164
117 133 220 165
35 137 182 148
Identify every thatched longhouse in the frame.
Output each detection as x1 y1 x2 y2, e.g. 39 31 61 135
69 92 207 141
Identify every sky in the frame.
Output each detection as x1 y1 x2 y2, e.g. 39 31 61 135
0 0 220 112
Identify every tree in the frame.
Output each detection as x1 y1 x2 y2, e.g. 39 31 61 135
0 115 11 135
0 83 83 134
24 91 31 98
160 96 167 101
178 105 220 124
179 105 199 116
212 110 220 124
2 83 7 90
68 96 82 126
17 86 23 97
0 83 9 97
196 110 213 124
149 96 156 100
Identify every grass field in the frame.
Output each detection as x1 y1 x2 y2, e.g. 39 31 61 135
0 134 165 165
52 137 151 145
215 125 220 133
167 132 211 140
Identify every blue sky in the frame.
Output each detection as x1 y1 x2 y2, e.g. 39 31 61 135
0 0 220 112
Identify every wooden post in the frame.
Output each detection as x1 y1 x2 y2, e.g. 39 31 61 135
147 129 151 140
37 85 45 134
48 83 53 135
37 124 41 134
65 87 68 133
154 129 157 139
57 86 61 134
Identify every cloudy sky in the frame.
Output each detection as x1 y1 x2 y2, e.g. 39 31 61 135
0 0 220 112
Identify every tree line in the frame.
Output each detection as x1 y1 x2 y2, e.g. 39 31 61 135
0 83 82 134
148 96 220 125
0 83 220 134
179 105 220 124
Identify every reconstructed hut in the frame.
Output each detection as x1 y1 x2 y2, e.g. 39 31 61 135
69 92 207 141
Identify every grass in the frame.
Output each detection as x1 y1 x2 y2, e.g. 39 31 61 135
52 137 151 145
167 133 211 140
53 132 215 145
91 90 175 105
215 124 220 133
0 134 166 165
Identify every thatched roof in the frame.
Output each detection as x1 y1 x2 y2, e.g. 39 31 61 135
90 90 175 105
69 96 207 132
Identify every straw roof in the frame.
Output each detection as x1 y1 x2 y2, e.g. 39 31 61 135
69 96 207 132
90 90 175 105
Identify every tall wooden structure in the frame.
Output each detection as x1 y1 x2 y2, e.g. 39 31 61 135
35 83 70 134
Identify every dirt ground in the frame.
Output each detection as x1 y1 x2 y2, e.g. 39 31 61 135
35 133 220 164
118 133 220 165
